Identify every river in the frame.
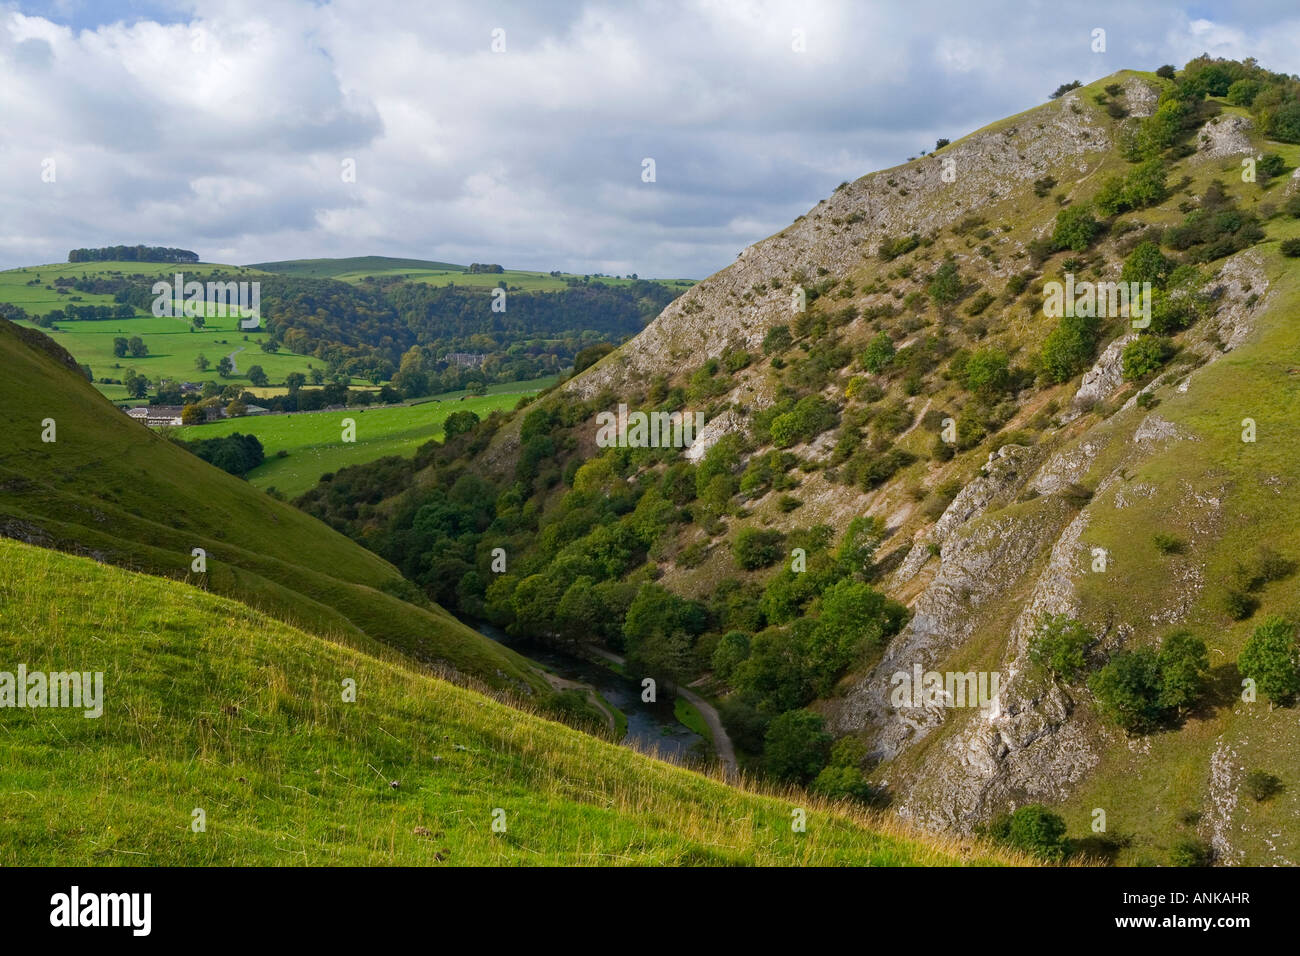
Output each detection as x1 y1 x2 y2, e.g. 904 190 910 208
470 621 706 762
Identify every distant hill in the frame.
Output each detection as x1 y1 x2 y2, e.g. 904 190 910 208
247 255 465 276
0 316 548 696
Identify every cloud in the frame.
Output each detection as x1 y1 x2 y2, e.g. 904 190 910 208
0 0 1298 277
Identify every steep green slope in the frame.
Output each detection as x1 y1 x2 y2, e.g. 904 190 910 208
0 318 546 695
0 537 1022 866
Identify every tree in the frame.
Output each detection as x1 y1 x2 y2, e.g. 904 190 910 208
1049 80 1082 99
181 404 206 426
217 356 233 378
1029 614 1093 681
247 365 269 387
763 710 831 783
861 331 895 373
927 258 962 305
991 805 1069 861
194 353 210 372
1052 204 1101 251
112 337 129 358
443 410 480 440
1121 241 1173 287
962 348 1011 396
1089 648 1165 733
123 369 149 399
1040 313 1102 383
1239 616 1300 705
285 372 306 393
1122 335 1174 380
734 527 785 570
1155 64 1176 79
1157 631 1209 714
127 336 148 358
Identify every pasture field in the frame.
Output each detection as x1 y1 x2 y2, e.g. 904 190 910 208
177 386 548 497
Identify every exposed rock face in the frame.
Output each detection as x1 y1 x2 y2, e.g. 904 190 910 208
565 91 1115 402
1065 333 1136 421
1196 114 1253 160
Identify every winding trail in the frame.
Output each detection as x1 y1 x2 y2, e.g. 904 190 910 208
225 346 245 374
586 646 738 779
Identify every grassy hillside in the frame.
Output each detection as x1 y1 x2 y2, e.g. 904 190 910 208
248 255 465 277
177 389 542 498
0 317 546 695
0 537 1022 865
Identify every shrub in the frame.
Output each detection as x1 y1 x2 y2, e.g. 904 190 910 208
1089 648 1166 734
1155 64 1176 79
1222 589 1257 621
1152 532 1185 554
1049 80 1081 99
1122 336 1174 380
1170 839 1212 867
1121 241 1174 287
1244 770 1283 803
991 805 1070 861
861 332 896 373
927 258 963 305
733 527 786 570
1028 614 1093 681
1280 238 1300 258
1040 313 1102 383
1239 616 1300 705
1052 204 1101 251
961 348 1011 396
763 710 832 783
1157 631 1210 714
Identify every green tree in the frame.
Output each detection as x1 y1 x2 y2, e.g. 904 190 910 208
443 410 481 440
991 805 1069 861
1089 648 1165 733
1121 241 1173 287
285 371 306 393
962 348 1011 396
1157 631 1209 714
927 258 962 305
194 353 210 372
1028 614 1092 681
217 356 233 378
1052 204 1100 251
247 364 269 387
1122 335 1174 380
711 631 752 683
1040 313 1102 383
112 337 129 358
127 336 148 358
734 527 785 570
763 710 832 783
861 331 895 373
1239 616 1300 705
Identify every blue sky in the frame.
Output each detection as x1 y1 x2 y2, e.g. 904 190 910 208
2 0 1298 277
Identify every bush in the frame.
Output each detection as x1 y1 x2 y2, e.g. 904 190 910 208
1222 589 1257 621
1049 80 1081 99
1280 238 1300 258
1157 631 1209 714
927 258 963 305
861 332 895 373
733 527 786 570
1052 204 1101 251
1152 532 1185 554
1028 614 1092 681
1122 336 1174 380
1170 839 1212 867
1238 616 1300 705
990 805 1069 861
1040 313 1102 383
1089 648 1166 734
1121 241 1174 287
1244 770 1283 802
763 710 832 783
962 348 1011 396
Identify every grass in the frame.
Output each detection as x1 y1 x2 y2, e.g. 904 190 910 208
0 537 1027 866
674 697 712 744
0 317 546 693
177 386 549 498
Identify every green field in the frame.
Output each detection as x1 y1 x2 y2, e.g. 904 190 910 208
178 387 548 498
252 255 697 292
0 260 336 394
0 537 1025 866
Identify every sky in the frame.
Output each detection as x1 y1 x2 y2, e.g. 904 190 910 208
2 0 1298 278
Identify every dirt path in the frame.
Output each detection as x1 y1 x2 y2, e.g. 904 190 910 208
226 346 245 374
538 670 618 735
586 646 738 779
